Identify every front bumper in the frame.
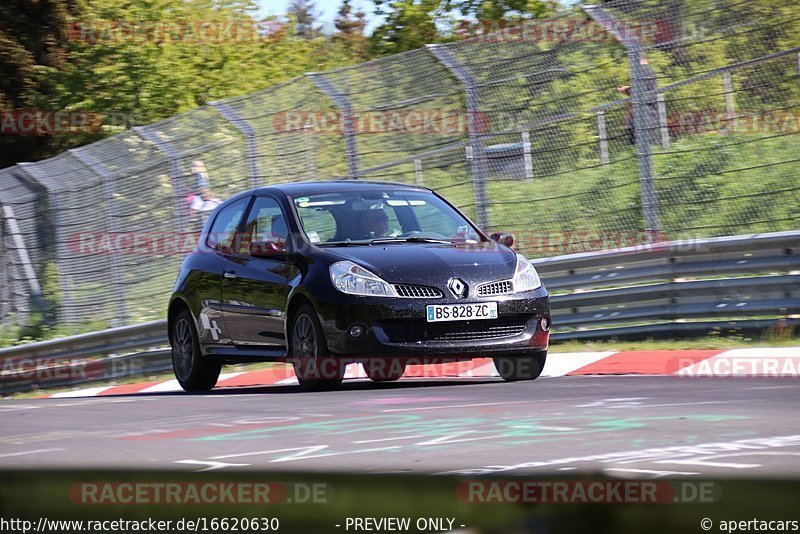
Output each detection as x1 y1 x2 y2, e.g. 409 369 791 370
313 289 550 360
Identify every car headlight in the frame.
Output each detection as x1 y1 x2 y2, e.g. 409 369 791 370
512 254 542 292
330 261 397 297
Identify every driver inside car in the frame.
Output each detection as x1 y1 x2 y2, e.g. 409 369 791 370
363 209 390 238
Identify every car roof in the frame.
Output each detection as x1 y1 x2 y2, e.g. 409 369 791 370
253 180 431 196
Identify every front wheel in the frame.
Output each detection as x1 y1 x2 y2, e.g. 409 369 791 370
171 310 221 392
493 351 547 382
291 304 344 391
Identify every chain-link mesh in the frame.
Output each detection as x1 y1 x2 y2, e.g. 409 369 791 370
601 0 800 239
221 77 348 184
0 0 797 333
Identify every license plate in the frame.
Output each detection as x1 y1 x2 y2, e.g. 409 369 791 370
426 302 498 322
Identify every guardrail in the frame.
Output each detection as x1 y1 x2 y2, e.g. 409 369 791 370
1 230 798 394
535 230 800 337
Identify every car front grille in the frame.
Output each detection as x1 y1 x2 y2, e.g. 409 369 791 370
476 280 513 297
381 316 529 343
393 284 443 299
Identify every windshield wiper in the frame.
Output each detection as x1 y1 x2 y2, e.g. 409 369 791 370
317 241 371 247
369 237 453 245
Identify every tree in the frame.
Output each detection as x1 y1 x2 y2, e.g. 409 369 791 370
369 0 555 55
335 0 370 60
443 0 552 21
370 0 445 55
0 0 80 167
288 0 320 38
0 0 368 167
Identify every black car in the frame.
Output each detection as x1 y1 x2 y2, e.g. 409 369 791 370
168 181 550 391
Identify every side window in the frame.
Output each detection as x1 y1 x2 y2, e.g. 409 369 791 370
240 196 289 254
206 198 249 254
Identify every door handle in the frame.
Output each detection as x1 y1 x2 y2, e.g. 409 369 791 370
223 271 238 279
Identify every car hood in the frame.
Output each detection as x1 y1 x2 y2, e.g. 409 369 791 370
324 241 518 286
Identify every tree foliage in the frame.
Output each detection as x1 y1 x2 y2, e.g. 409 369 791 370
0 0 80 166
335 0 370 59
288 0 321 38
1 0 367 166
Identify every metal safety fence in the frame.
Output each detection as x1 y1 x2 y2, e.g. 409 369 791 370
0 0 799 335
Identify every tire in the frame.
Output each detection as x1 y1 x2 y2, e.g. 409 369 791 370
493 351 547 382
363 359 407 382
171 309 221 392
291 304 344 391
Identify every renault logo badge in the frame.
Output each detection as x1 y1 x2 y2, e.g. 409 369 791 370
448 278 468 298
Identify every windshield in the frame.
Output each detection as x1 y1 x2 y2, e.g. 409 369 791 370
290 189 483 245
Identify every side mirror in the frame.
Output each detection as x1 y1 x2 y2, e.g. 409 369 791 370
250 240 284 258
490 232 514 248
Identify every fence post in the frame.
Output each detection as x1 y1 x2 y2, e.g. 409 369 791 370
427 44 490 229
596 111 610 164
723 71 735 133
522 131 534 178
0 205 8 325
583 4 661 239
657 94 670 148
306 72 359 180
210 101 261 188
1 216 7 323
414 159 423 185
15 164 69 324
1 203 46 322
134 126 188 231
69 147 128 326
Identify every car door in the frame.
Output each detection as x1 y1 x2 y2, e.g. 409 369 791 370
197 196 252 345
221 195 295 347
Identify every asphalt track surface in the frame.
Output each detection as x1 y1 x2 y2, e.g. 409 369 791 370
1 376 799 477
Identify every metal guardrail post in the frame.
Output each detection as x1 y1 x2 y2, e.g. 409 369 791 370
69 148 128 326
133 127 187 230
210 101 261 188
306 72 359 180
583 4 661 239
427 44 490 229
